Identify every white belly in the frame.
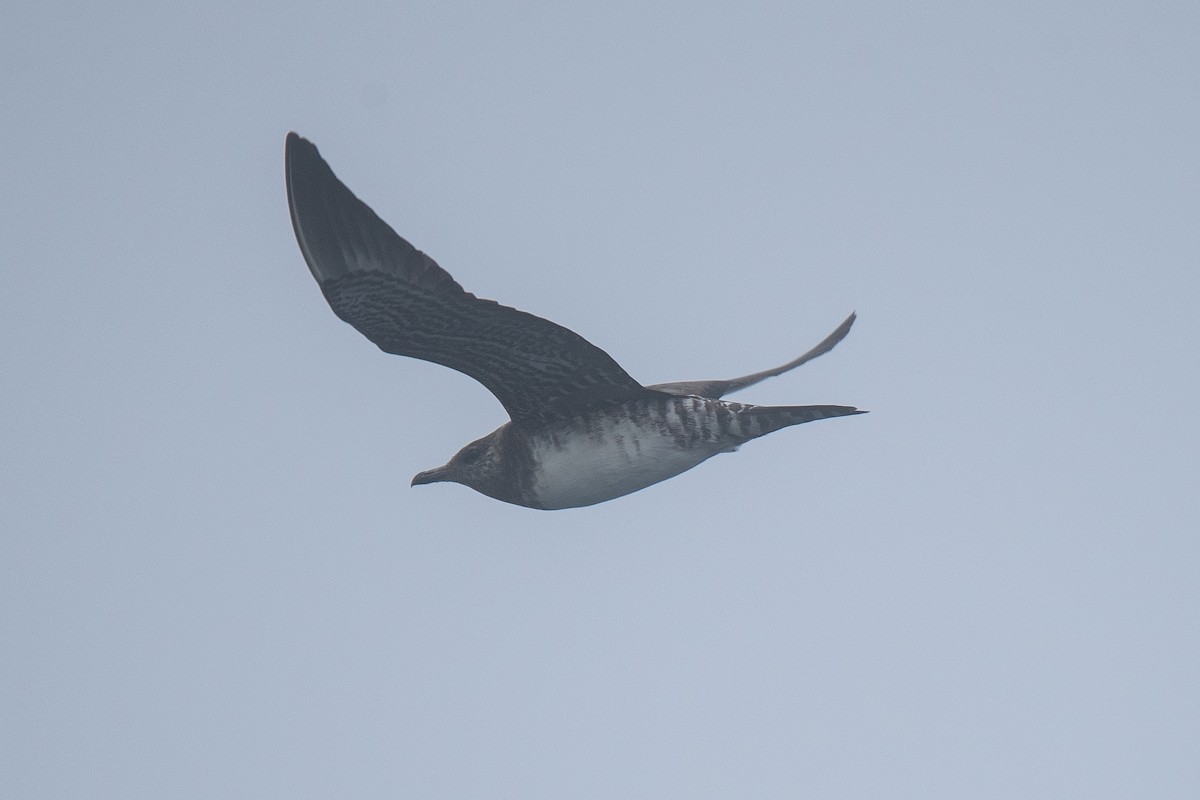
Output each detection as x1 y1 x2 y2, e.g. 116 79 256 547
526 412 732 509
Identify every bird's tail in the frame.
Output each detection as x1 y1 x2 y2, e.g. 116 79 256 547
734 403 866 440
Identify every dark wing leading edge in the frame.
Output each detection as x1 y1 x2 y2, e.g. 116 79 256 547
647 312 856 399
285 133 657 428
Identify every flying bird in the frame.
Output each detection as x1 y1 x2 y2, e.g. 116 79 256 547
286 133 864 509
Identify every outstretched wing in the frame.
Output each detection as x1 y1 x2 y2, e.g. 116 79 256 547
648 312 856 398
286 133 656 427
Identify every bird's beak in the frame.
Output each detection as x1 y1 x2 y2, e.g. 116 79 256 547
411 465 453 486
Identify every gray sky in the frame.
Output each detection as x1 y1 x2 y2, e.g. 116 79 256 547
3 2 1198 797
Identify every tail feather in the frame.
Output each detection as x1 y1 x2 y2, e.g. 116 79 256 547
739 404 866 438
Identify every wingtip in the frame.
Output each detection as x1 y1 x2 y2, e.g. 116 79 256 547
285 131 318 164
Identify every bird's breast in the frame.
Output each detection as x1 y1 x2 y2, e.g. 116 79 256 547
524 397 743 509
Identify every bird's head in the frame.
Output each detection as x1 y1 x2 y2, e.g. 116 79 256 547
411 427 514 502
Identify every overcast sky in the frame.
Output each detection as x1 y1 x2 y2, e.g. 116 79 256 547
3 2 1198 798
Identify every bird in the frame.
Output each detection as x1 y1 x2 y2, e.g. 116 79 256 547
285 132 865 510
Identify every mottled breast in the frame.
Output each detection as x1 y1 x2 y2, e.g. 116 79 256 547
525 396 747 509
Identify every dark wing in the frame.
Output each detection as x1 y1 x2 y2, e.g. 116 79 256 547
648 312 856 398
286 133 657 427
